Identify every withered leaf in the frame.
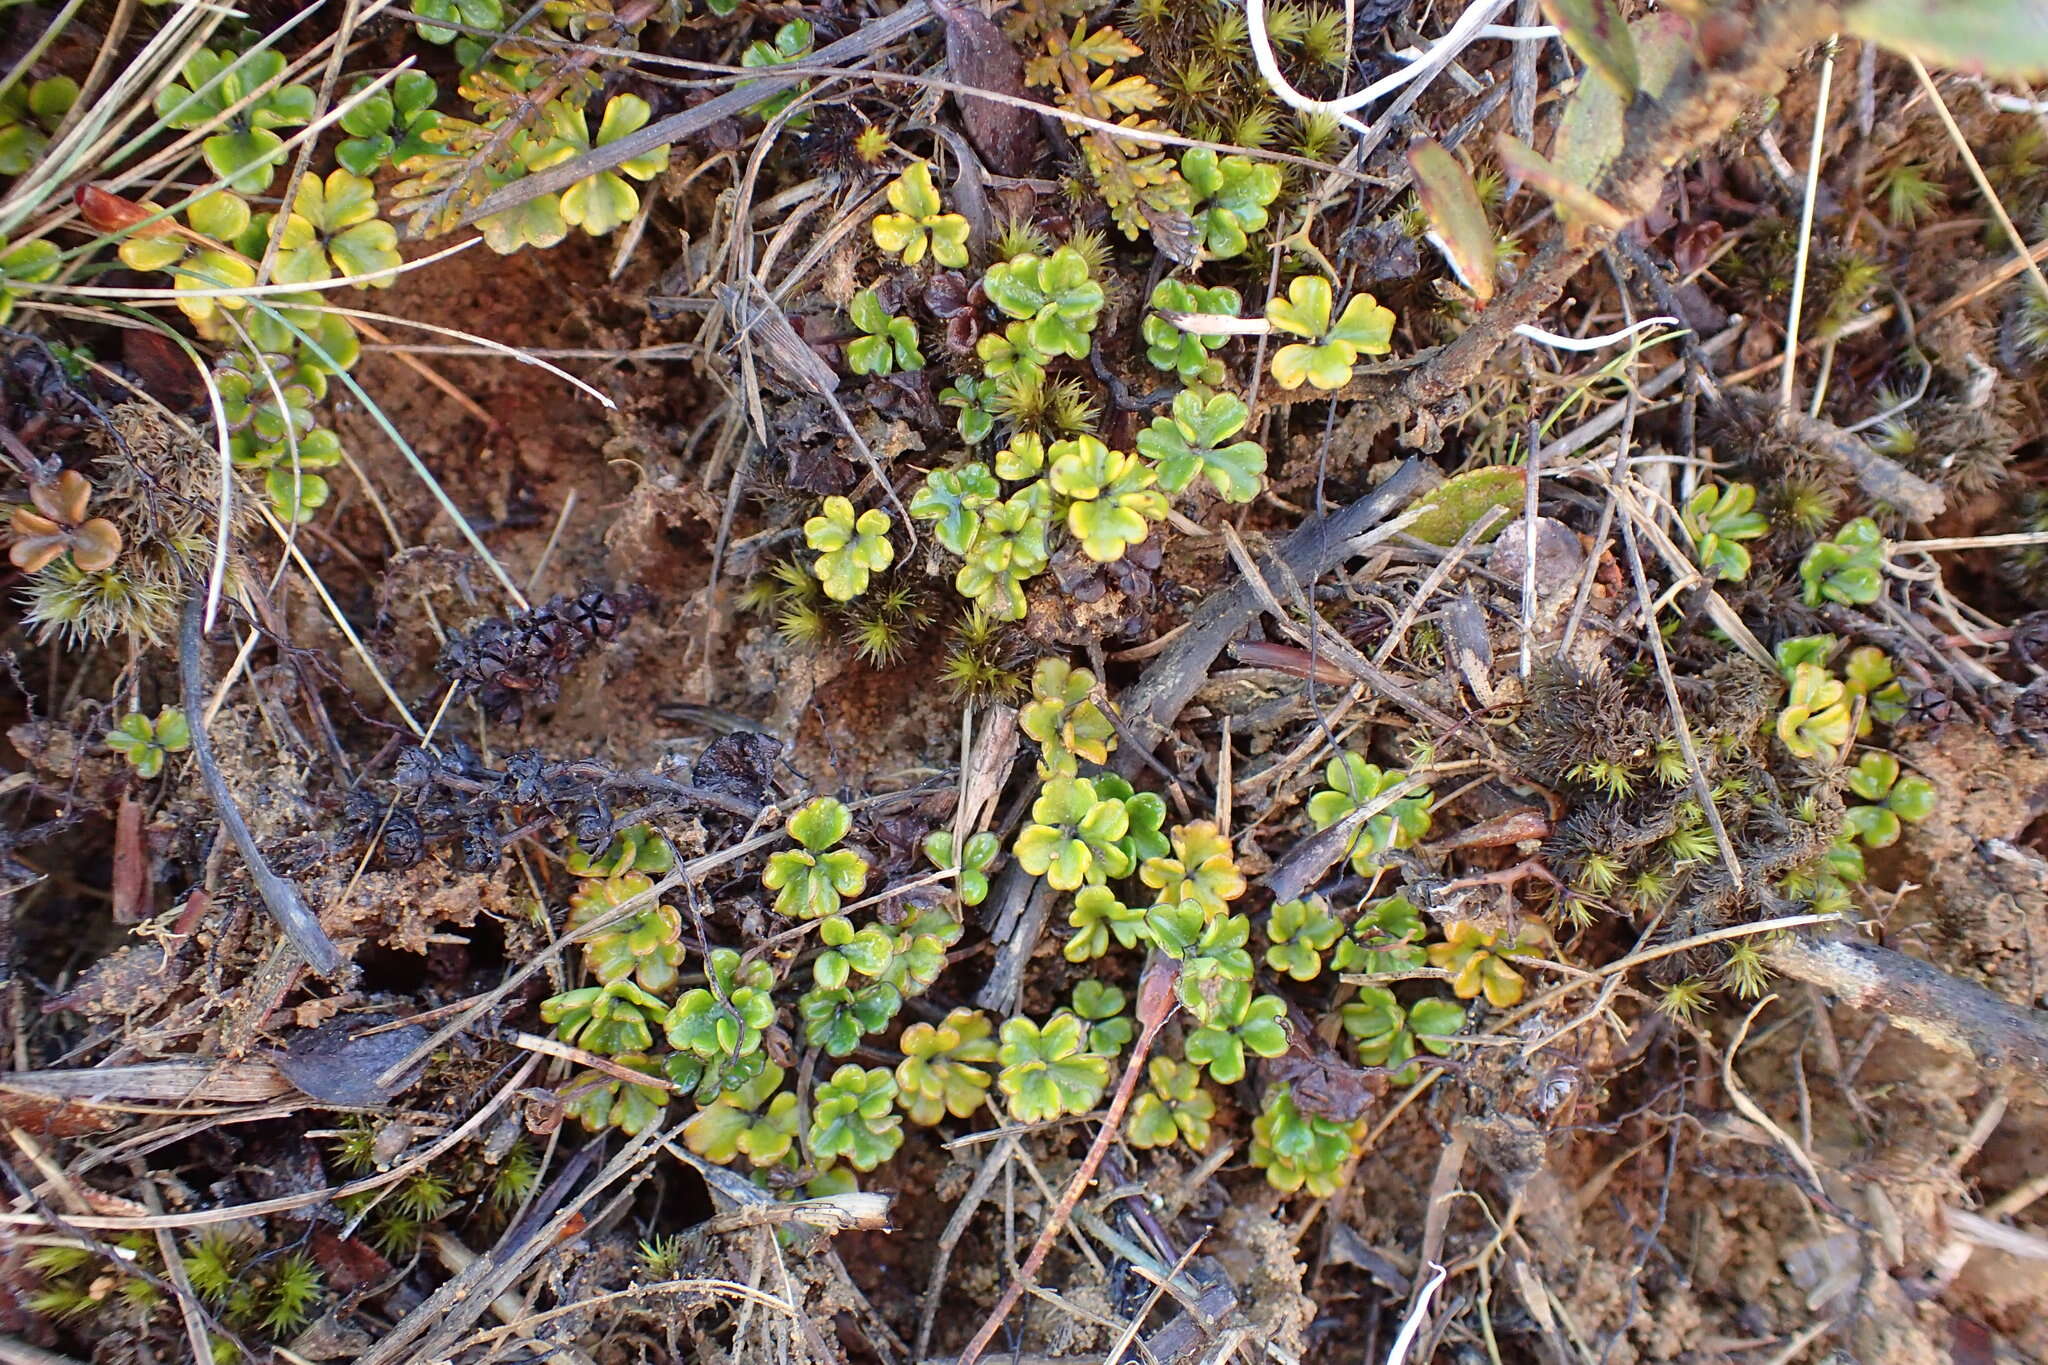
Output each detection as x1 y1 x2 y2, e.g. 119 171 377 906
931 0 1041 177
275 1017 428 1106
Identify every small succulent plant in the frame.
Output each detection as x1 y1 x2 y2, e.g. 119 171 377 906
1018 658 1116 778
910 464 999 556
812 914 897 990
923 828 1000 906
1265 896 1345 981
1180 980 1288 1083
682 1065 799 1167
983 247 1105 359
871 161 970 268
1140 821 1247 920
1681 482 1769 581
11 471 122 575
335 71 441 176
1331 892 1428 974
1047 436 1168 563
846 288 924 376
105 708 190 779
541 979 668 1055
895 1008 998 1124
1065 978 1134 1055
567 872 684 993
1776 663 1853 760
809 1064 905 1170
565 1054 669 1135
804 498 895 602
666 948 777 1057
1064 884 1146 961
1135 388 1266 503
1180 148 1283 259
1842 752 1936 848
799 980 902 1055
1427 921 1541 1007
1842 646 1909 734
1128 1057 1216 1151
1013 776 1133 891
763 797 870 919
1265 275 1396 391
1306 754 1432 876
1340 988 1465 1083
1250 1085 1359 1196
245 169 402 288
1799 517 1885 606
1145 279 1241 386
954 483 1052 621
154 49 317 193
996 1013 1111 1122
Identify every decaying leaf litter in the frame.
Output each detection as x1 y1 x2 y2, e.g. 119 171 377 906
5 0 2048 1360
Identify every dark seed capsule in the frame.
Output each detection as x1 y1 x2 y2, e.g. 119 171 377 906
1905 687 1955 727
2011 611 2048 670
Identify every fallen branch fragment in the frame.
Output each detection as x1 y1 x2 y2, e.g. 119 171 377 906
1765 934 2048 1090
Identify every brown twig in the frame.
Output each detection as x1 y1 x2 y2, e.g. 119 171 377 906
953 956 1180 1365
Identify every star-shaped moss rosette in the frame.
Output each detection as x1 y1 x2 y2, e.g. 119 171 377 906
804 497 894 602
1265 275 1396 392
761 796 869 919
870 161 969 268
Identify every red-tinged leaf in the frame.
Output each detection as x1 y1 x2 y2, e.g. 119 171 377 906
1408 138 1496 304
932 0 1042 176
1540 0 1639 97
75 184 168 235
112 795 151 924
1493 132 1630 234
1845 0 2048 80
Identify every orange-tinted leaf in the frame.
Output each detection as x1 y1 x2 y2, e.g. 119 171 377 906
1407 138 1496 304
1540 0 1639 97
1493 132 1629 233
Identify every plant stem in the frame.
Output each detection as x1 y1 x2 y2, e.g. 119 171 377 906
179 591 345 977
954 956 1180 1365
